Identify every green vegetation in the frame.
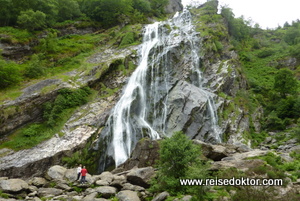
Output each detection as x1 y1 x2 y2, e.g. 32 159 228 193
150 131 209 200
0 0 169 29
0 87 94 151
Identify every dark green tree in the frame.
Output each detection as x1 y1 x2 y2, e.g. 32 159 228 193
0 0 13 26
57 0 81 22
274 68 298 98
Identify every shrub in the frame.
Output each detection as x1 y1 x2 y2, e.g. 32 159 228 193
0 59 22 89
150 131 209 199
17 9 46 31
43 87 92 127
256 48 275 58
24 54 46 78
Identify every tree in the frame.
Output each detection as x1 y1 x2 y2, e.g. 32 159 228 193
151 131 209 198
57 0 81 22
82 0 133 28
0 0 13 26
17 9 46 31
274 68 298 98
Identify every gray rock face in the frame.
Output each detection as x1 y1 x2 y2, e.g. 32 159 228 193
115 138 160 172
166 80 217 142
165 0 183 14
116 190 141 201
0 179 29 192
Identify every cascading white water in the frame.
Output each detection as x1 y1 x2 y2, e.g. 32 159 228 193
98 9 222 171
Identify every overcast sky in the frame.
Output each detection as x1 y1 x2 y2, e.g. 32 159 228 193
182 0 300 29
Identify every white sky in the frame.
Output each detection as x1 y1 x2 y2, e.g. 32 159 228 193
182 0 300 29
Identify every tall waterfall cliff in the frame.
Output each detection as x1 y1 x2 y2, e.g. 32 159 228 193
96 9 226 172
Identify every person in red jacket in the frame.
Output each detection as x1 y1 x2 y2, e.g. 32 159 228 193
80 166 88 184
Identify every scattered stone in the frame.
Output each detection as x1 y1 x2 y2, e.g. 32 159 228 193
94 186 117 198
83 192 98 201
116 190 141 201
29 177 47 187
152 191 170 201
95 180 109 186
99 172 114 184
0 178 29 192
37 187 63 197
47 165 67 180
127 167 155 188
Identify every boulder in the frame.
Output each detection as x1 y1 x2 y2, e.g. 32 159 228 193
37 187 63 197
94 186 117 198
110 175 126 189
127 167 155 188
152 191 170 201
122 183 145 192
95 180 109 186
64 168 77 182
194 140 228 161
47 165 67 180
99 172 114 184
0 178 29 192
29 177 47 187
116 190 141 201
83 192 98 201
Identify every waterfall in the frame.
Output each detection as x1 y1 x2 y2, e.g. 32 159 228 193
97 9 222 172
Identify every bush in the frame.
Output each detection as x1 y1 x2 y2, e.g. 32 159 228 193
150 131 209 199
17 9 46 31
0 59 22 89
24 54 46 78
256 48 275 58
43 87 92 127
